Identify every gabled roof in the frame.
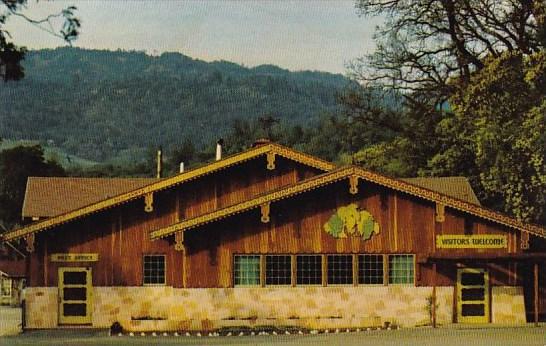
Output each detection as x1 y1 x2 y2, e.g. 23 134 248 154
23 177 158 218
2 143 335 242
150 166 546 240
22 175 480 220
400 177 481 206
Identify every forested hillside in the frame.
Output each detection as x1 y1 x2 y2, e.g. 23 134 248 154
0 47 357 162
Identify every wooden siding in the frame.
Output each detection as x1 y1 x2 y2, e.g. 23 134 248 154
27 157 321 287
182 180 523 289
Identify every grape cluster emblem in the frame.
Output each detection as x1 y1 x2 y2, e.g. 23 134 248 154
323 203 379 240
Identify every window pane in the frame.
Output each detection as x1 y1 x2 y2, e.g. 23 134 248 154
265 255 291 285
63 272 86 285
63 287 87 301
296 255 322 285
143 255 166 285
388 255 414 284
327 255 353 285
461 272 485 286
358 254 384 284
461 303 485 316
63 303 86 316
234 255 260 286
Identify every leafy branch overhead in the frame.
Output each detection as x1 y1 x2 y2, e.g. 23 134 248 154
350 0 545 102
343 0 546 225
0 0 80 81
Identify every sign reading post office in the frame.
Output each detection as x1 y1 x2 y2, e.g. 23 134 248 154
51 253 99 262
436 235 507 249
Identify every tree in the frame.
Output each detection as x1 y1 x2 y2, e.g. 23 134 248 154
1 0 80 81
433 51 546 224
346 0 546 224
0 145 65 229
350 0 545 103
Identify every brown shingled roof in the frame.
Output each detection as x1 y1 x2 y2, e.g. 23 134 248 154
22 177 158 218
22 175 480 220
401 177 481 206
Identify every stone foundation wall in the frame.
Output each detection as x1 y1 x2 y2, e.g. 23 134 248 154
491 286 526 324
24 285 528 330
25 286 455 330
23 287 58 328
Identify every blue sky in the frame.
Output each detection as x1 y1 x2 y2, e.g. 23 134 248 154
7 0 381 74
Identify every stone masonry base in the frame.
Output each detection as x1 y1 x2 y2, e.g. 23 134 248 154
23 286 525 331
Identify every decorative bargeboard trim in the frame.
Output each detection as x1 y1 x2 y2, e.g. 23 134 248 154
151 166 546 240
2 144 335 242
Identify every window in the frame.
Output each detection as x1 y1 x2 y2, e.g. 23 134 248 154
265 255 292 285
234 255 260 286
143 255 166 285
296 255 322 285
327 255 353 285
388 255 414 284
358 254 384 284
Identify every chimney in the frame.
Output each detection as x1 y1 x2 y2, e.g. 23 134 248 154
179 162 185 173
216 138 224 161
156 147 162 178
252 138 271 147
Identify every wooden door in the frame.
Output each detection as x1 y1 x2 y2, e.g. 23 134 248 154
457 268 489 323
58 267 92 324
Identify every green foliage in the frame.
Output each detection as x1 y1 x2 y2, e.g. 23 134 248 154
0 47 351 162
0 1 79 82
433 51 546 224
0 145 65 229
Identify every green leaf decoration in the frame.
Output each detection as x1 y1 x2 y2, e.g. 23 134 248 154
324 203 380 240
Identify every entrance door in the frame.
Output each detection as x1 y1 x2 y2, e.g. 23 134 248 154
58 267 92 324
457 268 489 323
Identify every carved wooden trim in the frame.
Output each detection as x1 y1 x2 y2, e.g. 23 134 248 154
144 192 154 213
3 143 336 242
150 165 546 240
349 175 359 194
260 202 271 223
151 167 354 239
266 152 276 170
521 231 530 250
174 231 184 251
24 233 35 253
435 203 445 223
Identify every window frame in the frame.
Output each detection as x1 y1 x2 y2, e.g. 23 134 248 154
265 254 293 286
327 254 354 286
387 254 415 285
295 254 323 286
358 254 385 286
233 254 262 287
142 254 167 286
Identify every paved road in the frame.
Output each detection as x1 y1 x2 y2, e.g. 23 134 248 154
1 326 545 346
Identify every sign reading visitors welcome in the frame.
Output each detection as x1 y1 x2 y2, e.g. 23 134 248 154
51 253 99 262
436 235 507 249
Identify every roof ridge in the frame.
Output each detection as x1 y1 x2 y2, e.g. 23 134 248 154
4 143 335 241
150 165 545 239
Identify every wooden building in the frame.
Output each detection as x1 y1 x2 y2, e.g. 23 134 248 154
0 242 26 306
1 142 544 331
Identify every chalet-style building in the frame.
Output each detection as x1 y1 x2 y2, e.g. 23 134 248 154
1 142 544 331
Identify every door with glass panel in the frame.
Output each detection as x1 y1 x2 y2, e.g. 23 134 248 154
58 267 92 324
457 268 489 323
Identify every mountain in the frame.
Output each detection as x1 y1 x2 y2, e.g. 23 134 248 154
0 47 352 162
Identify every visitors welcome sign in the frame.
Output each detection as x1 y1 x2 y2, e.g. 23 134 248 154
436 235 507 249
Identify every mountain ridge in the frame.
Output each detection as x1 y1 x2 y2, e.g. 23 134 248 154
0 47 352 162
